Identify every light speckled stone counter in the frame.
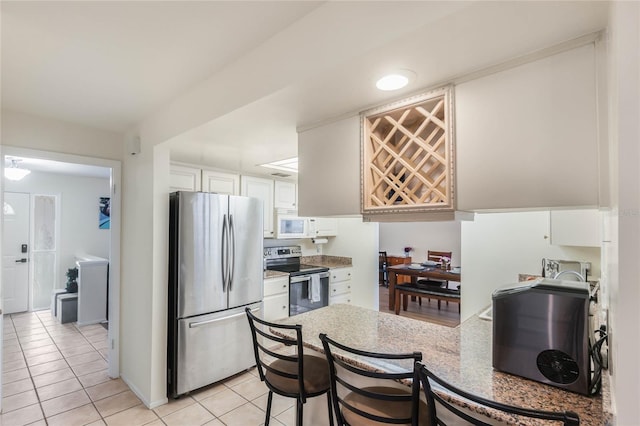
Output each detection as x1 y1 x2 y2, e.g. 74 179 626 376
277 304 606 425
263 269 288 279
301 255 352 269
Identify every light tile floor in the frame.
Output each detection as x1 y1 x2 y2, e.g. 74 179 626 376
2 310 294 426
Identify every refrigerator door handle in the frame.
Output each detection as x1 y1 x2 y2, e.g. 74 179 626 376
221 214 228 292
188 307 261 328
228 214 236 291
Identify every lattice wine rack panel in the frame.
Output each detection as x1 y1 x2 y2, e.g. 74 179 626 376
361 86 455 215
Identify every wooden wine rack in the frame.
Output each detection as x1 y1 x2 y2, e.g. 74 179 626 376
361 86 455 215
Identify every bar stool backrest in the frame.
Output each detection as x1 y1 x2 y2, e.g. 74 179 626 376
415 362 580 426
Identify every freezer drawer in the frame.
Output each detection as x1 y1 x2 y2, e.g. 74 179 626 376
172 303 259 397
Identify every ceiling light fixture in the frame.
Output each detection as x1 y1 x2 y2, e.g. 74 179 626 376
376 70 416 91
259 157 298 173
4 159 31 181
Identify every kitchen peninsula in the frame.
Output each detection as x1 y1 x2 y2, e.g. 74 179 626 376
277 304 609 425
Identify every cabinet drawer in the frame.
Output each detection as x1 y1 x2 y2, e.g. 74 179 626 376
264 276 289 297
263 294 289 322
330 268 352 283
330 281 351 296
330 293 351 305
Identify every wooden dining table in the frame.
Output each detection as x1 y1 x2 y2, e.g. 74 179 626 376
387 264 461 310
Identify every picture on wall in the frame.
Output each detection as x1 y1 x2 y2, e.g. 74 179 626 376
99 197 110 229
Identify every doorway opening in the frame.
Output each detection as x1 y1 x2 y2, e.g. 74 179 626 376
1 147 121 379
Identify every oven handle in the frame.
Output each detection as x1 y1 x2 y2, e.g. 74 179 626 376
290 271 329 284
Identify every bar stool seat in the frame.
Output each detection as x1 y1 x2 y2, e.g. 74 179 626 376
342 386 429 426
266 355 331 394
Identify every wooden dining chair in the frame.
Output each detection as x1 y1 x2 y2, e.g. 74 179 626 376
379 251 389 287
415 361 580 425
414 250 452 309
245 308 334 426
320 333 429 425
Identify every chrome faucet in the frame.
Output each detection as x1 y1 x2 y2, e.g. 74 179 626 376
553 270 585 281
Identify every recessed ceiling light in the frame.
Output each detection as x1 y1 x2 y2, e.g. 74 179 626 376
375 70 416 91
376 74 409 91
259 157 298 173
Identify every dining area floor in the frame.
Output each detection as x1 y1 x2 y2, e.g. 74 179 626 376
378 286 460 328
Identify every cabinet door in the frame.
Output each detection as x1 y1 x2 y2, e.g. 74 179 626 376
550 209 601 247
170 164 202 192
329 267 352 305
263 293 289 321
330 293 351 305
387 256 411 284
264 276 288 297
274 181 297 210
241 176 274 238
330 267 352 284
315 218 338 237
202 170 240 195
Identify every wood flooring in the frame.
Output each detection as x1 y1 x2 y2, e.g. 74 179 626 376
378 285 460 328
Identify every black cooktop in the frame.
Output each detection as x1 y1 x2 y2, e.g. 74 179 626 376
268 263 329 277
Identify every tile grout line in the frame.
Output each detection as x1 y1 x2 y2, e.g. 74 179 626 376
9 313 48 426
7 311 114 425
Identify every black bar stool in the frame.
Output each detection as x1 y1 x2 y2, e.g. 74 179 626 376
245 308 334 426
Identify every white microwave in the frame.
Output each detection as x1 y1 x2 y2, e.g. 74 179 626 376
276 215 308 239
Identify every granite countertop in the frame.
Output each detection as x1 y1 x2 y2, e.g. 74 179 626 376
277 304 607 425
301 255 352 269
263 269 289 279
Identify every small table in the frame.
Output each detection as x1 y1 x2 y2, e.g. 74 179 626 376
387 264 461 310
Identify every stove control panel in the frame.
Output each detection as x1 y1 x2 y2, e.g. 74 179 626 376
264 246 302 260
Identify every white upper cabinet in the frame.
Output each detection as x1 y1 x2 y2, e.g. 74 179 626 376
298 116 361 216
308 217 338 237
202 169 240 195
274 180 297 210
241 176 274 238
550 209 601 247
170 164 202 192
456 45 599 210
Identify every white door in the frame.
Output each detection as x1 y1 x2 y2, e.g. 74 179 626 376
3 192 30 314
30 194 58 311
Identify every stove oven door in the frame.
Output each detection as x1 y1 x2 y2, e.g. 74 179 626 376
289 272 329 316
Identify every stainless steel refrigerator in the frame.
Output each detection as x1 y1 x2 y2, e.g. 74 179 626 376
167 191 263 398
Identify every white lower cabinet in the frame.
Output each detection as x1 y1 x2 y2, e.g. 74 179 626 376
329 267 352 305
263 275 289 321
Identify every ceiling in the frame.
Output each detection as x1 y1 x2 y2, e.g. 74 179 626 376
4 156 110 179
1 1 609 178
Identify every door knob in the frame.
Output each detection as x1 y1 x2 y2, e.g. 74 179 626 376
15 258 27 263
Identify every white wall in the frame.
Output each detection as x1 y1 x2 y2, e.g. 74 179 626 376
119 140 158 407
324 218 379 310
606 2 640 423
1 110 123 161
379 221 461 267
460 211 601 321
4 171 110 290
